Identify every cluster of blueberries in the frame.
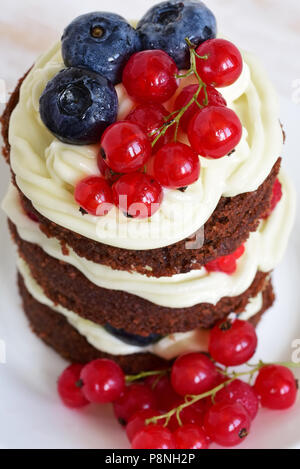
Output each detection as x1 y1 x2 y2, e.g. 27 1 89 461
39 0 216 145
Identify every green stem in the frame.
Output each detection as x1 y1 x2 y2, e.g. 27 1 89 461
125 368 169 384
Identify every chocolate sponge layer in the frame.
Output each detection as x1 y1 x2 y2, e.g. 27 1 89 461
18 273 275 374
10 220 274 336
1 73 281 277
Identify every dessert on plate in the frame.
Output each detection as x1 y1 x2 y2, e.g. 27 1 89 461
1 0 295 375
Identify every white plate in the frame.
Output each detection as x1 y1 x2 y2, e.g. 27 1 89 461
0 98 299 449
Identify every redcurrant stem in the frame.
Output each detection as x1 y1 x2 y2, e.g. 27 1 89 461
144 360 300 428
125 368 169 384
150 39 207 147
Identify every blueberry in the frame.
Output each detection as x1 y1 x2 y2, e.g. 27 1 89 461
61 12 141 85
105 324 162 347
137 0 217 69
39 67 118 145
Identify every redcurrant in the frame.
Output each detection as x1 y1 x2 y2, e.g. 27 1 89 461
80 359 125 404
215 379 259 420
57 364 89 409
112 172 163 219
174 424 209 449
263 179 283 219
174 84 226 132
233 244 246 259
151 142 200 189
131 425 176 449
188 105 242 159
100 121 152 173
205 254 237 275
113 383 157 425
74 176 113 216
126 104 175 151
167 398 211 432
203 402 251 447
196 39 243 88
122 50 178 104
254 365 298 410
171 353 218 397
97 153 120 185
126 409 163 443
209 318 258 366
144 375 180 413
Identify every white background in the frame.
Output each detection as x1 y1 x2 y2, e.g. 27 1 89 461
0 0 299 449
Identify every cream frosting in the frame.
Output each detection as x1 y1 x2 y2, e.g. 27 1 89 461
17 257 264 359
9 41 283 250
2 172 296 308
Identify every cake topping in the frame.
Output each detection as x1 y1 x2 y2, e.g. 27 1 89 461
100 121 152 173
150 142 200 189
136 0 217 69
188 105 243 159
195 38 243 88
61 12 142 85
39 67 118 145
122 49 179 104
112 173 164 219
173 83 227 132
126 103 175 151
74 176 113 216
38 3 245 219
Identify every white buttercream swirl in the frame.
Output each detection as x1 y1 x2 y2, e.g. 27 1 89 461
17 257 265 359
8 41 283 250
2 172 295 308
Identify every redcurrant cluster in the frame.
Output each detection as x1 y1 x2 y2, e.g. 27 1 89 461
74 38 244 219
57 316 299 449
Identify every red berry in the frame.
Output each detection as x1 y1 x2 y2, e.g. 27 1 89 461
205 254 237 275
233 244 245 259
80 359 125 404
123 50 178 104
171 353 218 397
254 365 298 410
270 179 283 211
217 255 237 274
167 398 211 432
204 258 220 273
114 383 157 425
215 379 259 421
174 84 227 132
57 364 89 409
174 424 209 449
100 121 151 174
126 104 175 151
196 39 243 88
126 409 163 442
151 142 200 189
112 172 163 219
97 153 120 185
188 106 242 159
145 375 180 413
209 318 258 367
74 176 113 216
131 425 176 449
263 179 283 219
204 402 251 447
